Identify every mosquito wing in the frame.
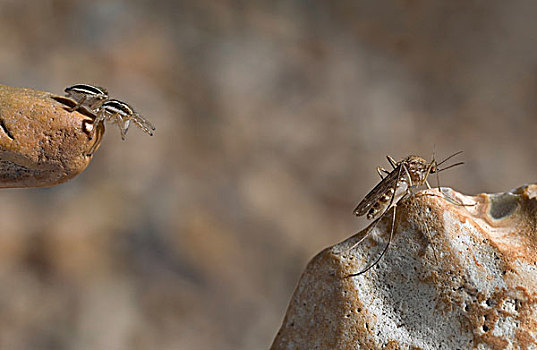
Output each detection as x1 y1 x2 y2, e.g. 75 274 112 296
353 165 401 216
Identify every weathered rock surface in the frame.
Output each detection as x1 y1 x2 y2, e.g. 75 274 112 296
0 84 102 188
272 185 537 349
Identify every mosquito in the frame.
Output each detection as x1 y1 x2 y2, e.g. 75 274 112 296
346 151 471 277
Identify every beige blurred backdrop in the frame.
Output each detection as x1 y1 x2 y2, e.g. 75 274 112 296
0 1 536 349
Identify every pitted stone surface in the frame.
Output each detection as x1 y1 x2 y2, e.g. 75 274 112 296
272 185 537 350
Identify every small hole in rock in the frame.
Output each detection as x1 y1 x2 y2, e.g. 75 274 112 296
482 325 489 332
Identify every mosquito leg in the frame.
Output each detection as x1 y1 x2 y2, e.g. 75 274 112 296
377 168 384 179
376 167 390 179
416 178 475 206
414 179 443 199
439 188 477 207
345 216 382 253
386 155 397 169
346 166 404 277
347 165 402 254
415 188 476 207
402 163 413 187
346 204 398 277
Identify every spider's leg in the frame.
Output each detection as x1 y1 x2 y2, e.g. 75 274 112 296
89 98 106 112
67 94 86 112
115 113 127 140
91 109 107 139
122 119 131 138
86 122 104 156
132 114 155 136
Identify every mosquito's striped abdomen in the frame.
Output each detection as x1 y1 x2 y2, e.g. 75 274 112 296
365 187 395 219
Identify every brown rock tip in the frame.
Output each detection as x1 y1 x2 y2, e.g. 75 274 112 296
0 84 103 188
272 185 537 350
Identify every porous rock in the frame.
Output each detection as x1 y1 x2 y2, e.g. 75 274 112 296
0 84 102 188
272 185 537 349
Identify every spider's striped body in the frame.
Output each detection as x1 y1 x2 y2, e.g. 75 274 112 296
64 84 108 113
96 99 155 140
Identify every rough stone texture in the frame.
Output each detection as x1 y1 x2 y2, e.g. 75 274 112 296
0 84 103 188
272 185 537 350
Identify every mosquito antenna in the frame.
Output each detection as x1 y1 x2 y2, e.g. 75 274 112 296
434 151 463 195
436 150 463 167
437 161 464 172
430 145 440 188
436 161 441 190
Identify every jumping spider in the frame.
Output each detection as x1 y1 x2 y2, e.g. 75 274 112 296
64 84 155 140
95 99 155 140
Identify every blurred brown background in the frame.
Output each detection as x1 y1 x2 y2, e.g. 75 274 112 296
0 1 536 349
